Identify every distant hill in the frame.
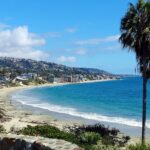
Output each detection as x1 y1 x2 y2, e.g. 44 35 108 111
0 57 114 77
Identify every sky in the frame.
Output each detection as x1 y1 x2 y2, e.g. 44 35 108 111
0 0 138 74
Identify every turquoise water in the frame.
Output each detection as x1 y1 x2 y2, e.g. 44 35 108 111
11 77 150 128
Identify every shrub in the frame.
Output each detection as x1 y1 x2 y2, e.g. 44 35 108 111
19 124 129 150
0 125 6 133
79 132 101 144
127 144 150 150
18 125 82 145
92 145 120 150
102 135 116 146
68 124 120 137
19 125 77 143
67 124 130 147
84 140 120 150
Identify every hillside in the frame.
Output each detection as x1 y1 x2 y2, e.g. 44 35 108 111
0 57 114 77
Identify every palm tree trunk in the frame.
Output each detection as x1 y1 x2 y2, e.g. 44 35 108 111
142 70 147 145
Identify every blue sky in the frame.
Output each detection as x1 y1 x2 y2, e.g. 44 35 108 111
0 0 138 74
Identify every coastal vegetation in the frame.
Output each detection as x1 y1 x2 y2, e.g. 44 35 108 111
0 125 5 133
127 144 150 150
120 0 150 145
18 124 130 150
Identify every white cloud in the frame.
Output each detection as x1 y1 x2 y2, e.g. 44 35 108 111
75 35 120 45
75 48 86 55
57 56 76 63
0 48 49 60
0 25 49 60
66 27 76 33
0 26 45 47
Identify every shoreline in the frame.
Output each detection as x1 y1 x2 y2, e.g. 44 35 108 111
1 78 150 144
0 83 81 132
0 79 115 132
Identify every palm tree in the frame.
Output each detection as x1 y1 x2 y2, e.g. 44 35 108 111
119 0 150 145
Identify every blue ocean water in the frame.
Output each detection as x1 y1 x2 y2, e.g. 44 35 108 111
11 77 150 128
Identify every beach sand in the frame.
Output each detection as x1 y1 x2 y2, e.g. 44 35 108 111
0 81 149 145
0 84 81 133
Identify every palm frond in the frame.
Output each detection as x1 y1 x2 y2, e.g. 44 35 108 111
120 0 150 76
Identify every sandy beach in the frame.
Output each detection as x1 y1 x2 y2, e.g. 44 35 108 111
0 83 82 133
0 79 113 132
0 80 149 145
0 79 116 133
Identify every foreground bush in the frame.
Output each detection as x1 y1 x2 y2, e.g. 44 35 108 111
79 132 101 145
68 124 120 136
19 125 77 143
67 123 130 147
127 144 150 150
91 141 120 150
0 125 5 133
19 124 129 150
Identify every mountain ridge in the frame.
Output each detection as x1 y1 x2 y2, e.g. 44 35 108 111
0 57 114 77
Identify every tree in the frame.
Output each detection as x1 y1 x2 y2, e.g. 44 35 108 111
119 0 150 145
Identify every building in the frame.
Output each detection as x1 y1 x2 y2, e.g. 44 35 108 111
48 76 63 83
63 76 72 82
72 75 80 83
12 76 28 85
21 73 37 80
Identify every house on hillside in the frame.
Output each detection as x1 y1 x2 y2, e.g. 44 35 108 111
63 76 72 82
21 73 37 80
12 76 28 85
47 76 63 83
72 75 80 83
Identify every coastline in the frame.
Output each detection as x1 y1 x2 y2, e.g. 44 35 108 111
0 84 81 133
1 78 150 144
0 79 115 132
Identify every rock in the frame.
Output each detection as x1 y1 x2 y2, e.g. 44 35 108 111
0 137 16 150
32 141 43 149
14 139 22 149
32 141 52 150
0 135 79 150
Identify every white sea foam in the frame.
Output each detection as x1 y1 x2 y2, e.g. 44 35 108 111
11 94 150 129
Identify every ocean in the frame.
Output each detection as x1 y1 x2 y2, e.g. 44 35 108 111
11 77 150 131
